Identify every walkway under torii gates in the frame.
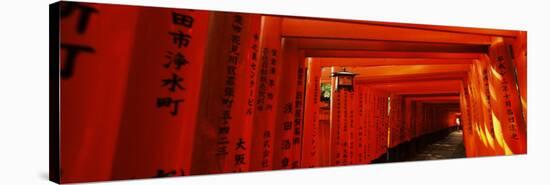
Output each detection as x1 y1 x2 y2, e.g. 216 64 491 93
55 3 527 183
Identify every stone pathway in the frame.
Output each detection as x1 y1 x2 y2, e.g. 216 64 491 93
408 130 466 161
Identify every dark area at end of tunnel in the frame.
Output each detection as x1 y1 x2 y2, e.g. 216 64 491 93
371 127 465 164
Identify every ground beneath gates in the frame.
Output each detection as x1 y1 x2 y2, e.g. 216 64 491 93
407 130 466 161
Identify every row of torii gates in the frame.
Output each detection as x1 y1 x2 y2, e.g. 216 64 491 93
56 3 526 183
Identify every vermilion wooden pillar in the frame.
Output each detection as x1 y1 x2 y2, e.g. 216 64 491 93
470 62 487 156
487 37 527 155
403 98 413 143
353 85 366 164
365 87 376 162
468 77 483 157
110 8 211 179
510 32 527 120
250 16 283 171
414 101 423 140
330 67 362 165
189 12 261 174
374 92 382 159
301 58 322 168
480 57 504 155
360 86 369 164
344 89 354 165
356 87 389 162
397 96 405 146
292 53 307 169
379 91 389 159
273 39 306 169
389 95 403 148
58 2 140 182
460 81 478 157
329 67 342 166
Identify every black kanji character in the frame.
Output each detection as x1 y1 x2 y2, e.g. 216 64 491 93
157 97 184 116
283 103 293 113
497 56 504 62
511 133 519 140
228 55 239 64
281 139 290 150
227 65 237 75
283 121 292 130
224 87 234 97
60 43 95 79
172 12 194 28
222 110 233 122
219 126 230 134
231 35 241 52
233 15 243 25
165 51 189 70
236 138 246 150
281 157 289 168
505 100 512 107
169 31 191 48
222 98 234 107
235 154 246 165
162 73 185 92
232 24 242 33
252 52 258 60
60 2 98 34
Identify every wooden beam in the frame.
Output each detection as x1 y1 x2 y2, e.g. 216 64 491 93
417 100 461 104
315 58 473 67
345 20 519 38
368 79 462 95
321 64 470 78
282 18 493 45
305 50 482 58
290 38 487 53
396 90 460 95
272 15 518 38
406 96 460 101
356 72 467 84
402 93 460 98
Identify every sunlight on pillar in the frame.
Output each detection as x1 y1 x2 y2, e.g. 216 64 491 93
475 124 488 148
521 97 527 113
490 66 503 81
484 125 497 151
387 96 391 116
491 112 513 155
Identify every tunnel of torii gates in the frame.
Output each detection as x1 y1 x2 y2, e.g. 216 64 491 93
59 6 527 183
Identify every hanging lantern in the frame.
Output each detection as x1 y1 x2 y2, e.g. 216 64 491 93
332 68 357 92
